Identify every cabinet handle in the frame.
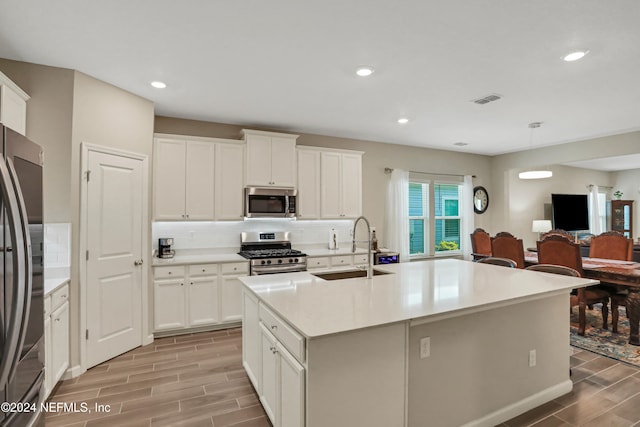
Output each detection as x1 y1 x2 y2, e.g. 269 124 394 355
134 259 143 266
270 325 277 330
180 283 184 286
55 318 60 322
270 346 278 354
190 282 194 285
168 271 172 275
202 268 206 272
61 294 67 298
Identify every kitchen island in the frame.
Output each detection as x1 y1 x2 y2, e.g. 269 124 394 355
239 259 597 427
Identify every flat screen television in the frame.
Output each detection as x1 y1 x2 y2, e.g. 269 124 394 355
551 193 590 231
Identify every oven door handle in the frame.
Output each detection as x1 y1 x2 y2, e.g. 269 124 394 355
251 264 307 275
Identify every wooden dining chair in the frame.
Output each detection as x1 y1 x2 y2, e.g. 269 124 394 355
475 257 517 268
491 232 525 268
589 230 633 333
470 228 491 261
537 234 610 335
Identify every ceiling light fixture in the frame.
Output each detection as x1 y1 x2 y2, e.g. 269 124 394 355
563 50 589 62
518 122 553 180
151 81 167 89
397 117 409 124
356 67 374 77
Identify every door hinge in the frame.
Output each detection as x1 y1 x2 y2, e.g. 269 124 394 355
85 170 91 182
86 329 89 340
86 250 89 261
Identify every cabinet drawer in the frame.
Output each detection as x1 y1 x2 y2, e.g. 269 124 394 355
307 257 329 269
330 255 353 267
259 303 305 363
154 266 185 279
188 264 218 277
51 283 69 311
221 262 249 275
353 253 368 264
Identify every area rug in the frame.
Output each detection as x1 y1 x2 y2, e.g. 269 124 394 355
570 304 640 367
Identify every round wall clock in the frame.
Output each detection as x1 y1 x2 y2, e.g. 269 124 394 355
473 186 489 214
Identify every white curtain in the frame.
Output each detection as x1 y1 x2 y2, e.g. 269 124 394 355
589 185 602 235
460 175 475 260
385 169 410 262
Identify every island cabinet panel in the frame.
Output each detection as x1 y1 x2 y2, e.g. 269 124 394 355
407 295 570 427
242 290 261 389
305 323 406 427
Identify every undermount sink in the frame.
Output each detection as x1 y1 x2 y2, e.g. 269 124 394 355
311 269 393 281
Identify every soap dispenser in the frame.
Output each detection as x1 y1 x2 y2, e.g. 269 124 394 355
371 228 378 252
329 228 338 250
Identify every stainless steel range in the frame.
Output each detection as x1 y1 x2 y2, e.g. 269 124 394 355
238 231 307 275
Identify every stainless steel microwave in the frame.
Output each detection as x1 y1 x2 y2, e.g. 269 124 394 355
244 187 297 218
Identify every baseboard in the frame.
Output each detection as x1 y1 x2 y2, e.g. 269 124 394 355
461 380 573 427
63 364 84 380
144 333 154 345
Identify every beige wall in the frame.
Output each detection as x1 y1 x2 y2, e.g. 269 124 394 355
0 59 74 222
69 71 154 367
155 116 494 247
491 132 640 237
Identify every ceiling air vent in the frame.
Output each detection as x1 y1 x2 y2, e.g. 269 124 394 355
472 94 502 105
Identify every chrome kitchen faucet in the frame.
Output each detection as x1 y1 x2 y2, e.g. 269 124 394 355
352 216 373 279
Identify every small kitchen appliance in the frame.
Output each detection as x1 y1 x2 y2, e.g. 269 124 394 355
238 231 307 275
158 237 175 258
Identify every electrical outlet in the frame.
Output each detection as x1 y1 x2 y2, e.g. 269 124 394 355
420 337 430 359
529 349 536 367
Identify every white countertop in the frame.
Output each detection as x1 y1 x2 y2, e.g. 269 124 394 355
239 259 598 339
44 267 70 295
151 248 247 266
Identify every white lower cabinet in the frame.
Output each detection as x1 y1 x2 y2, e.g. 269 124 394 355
258 314 305 427
307 253 369 271
153 262 248 333
242 290 260 388
44 282 70 399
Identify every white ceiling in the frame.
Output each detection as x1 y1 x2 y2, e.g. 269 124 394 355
1 0 640 156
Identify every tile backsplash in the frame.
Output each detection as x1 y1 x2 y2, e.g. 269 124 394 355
44 223 71 267
152 220 358 251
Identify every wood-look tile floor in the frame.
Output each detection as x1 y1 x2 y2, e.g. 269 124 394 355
46 329 640 426
45 328 271 427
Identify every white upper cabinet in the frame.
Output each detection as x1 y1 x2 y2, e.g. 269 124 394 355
153 134 244 221
154 138 214 220
185 141 216 220
215 143 245 220
154 138 188 220
243 129 298 187
296 148 321 219
320 150 362 218
0 71 29 136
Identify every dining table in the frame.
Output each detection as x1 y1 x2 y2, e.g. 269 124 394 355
525 251 640 345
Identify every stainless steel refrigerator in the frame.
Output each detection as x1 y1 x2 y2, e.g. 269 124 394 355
0 124 44 427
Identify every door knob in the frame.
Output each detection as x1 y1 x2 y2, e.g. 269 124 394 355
134 259 143 266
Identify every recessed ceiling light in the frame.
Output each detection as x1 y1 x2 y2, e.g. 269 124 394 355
397 117 409 124
151 81 167 89
356 67 374 77
563 50 589 62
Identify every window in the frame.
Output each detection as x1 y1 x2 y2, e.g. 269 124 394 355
588 191 607 233
408 179 463 256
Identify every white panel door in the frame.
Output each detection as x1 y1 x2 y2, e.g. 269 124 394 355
260 323 278 425
270 137 296 187
242 290 260 390
246 134 272 186
86 150 143 368
220 275 243 322
154 138 186 220
296 150 320 219
188 276 219 326
215 143 244 220
185 141 215 220
279 341 305 427
320 152 342 218
341 153 362 218
154 279 186 331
